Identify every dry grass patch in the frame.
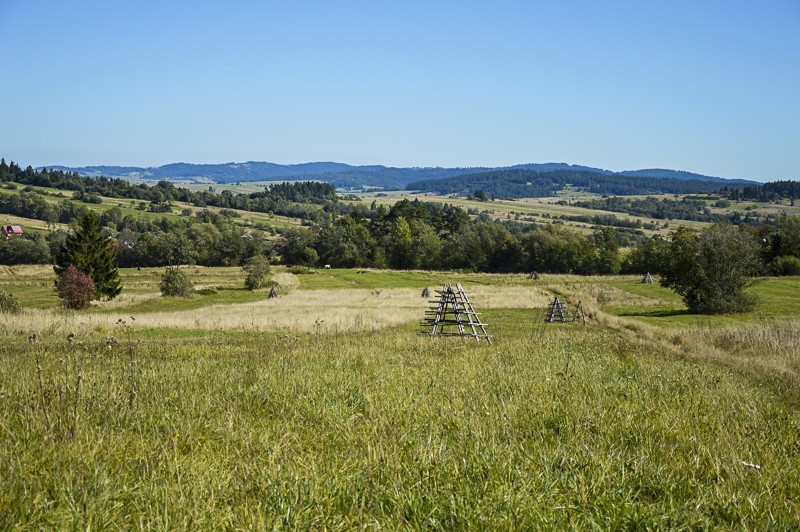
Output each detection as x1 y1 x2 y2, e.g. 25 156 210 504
93 292 162 309
0 264 53 279
126 288 422 333
676 320 800 386
271 272 300 290
0 285 553 336
467 284 551 308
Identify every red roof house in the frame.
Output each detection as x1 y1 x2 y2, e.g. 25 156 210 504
2 225 24 237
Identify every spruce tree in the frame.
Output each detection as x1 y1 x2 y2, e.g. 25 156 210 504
54 211 122 300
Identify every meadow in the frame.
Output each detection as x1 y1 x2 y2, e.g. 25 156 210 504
1 266 799 527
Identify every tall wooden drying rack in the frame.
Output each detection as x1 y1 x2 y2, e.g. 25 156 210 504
420 283 492 344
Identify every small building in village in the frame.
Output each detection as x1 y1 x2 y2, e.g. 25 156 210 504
2 225 24 238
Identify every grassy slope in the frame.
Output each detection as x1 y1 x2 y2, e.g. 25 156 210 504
1 267 799 527
0 182 304 233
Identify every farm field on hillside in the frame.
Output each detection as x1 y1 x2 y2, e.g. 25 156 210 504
0 182 303 235
353 191 800 237
353 192 705 236
1 266 798 528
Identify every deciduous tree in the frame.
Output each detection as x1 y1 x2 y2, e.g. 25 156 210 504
661 224 760 314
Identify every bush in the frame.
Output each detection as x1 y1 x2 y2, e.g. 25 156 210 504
55 265 96 309
243 256 271 290
159 267 194 297
0 234 52 265
0 290 22 315
770 255 800 276
287 266 315 275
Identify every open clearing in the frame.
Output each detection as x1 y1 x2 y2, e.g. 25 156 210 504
1 266 799 527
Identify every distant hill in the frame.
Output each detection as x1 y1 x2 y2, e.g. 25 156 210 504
618 168 745 183
42 161 758 192
510 164 753 184
407 168 757 198
44 161 492 189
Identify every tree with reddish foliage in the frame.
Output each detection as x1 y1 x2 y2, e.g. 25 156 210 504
55 265 96 309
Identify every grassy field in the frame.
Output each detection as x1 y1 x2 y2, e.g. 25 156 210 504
1 266 799 527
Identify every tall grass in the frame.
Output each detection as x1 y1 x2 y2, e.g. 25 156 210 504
1 321 798 527
1 267 799 526
675 320 800 394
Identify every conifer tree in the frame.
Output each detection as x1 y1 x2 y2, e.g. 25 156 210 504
54 210 122 300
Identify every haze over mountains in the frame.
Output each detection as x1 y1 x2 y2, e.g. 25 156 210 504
43 161 758 192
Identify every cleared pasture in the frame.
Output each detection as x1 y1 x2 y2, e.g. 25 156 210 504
1 266 799 528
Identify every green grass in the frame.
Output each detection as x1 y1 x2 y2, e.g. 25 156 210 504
1 322 798 528
1 267 799 527
0 266 255 309
606 277 800 329
294 268 531 290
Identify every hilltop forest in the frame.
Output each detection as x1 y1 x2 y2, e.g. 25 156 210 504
407 168 750 198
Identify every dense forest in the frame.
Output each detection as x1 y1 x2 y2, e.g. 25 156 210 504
732 181 800 202
406 168 746 198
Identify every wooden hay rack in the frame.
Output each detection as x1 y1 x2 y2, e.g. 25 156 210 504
420 283 492 344
545 296 586 325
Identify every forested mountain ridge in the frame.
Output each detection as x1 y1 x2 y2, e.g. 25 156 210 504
43 162 492 188
406 168 755 197
508 164 749 184
42 161 758 190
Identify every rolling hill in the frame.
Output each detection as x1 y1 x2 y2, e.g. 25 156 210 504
41 161 759 192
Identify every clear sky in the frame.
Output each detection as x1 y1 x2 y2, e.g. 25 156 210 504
1 1 798 181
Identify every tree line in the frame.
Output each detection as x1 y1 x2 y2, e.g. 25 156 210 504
4 184 800 279
730 181 800 203
277 199 800 277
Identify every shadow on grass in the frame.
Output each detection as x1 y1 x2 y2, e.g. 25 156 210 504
616 308 689 318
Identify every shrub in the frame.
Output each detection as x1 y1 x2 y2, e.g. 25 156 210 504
159 267 194 297
194 288 218 296
287 266 315 275
0 290 22 315
243 255 271 290
55 265 96 309
770 255 800 276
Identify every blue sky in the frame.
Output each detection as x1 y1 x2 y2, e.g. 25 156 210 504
0 1 798 181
